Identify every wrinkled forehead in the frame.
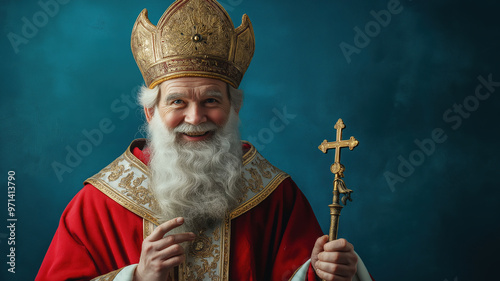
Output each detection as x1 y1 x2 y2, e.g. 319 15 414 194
165 90 224 101
160 77 227 92
159 77 230 100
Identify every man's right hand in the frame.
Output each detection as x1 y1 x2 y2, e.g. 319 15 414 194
134 217 196 281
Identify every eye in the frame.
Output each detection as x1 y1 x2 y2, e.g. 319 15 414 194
172 99 184 105
205 98 217 104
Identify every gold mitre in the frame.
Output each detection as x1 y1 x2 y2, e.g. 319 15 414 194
131 0 255 89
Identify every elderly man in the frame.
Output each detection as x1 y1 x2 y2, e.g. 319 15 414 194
36 0 372 280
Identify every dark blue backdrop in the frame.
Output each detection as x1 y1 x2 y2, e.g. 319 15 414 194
1 0 499 280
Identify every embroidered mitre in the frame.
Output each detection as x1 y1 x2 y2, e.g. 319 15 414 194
131 0 255 89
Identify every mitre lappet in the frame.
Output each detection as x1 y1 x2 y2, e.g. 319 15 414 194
131 0 255 89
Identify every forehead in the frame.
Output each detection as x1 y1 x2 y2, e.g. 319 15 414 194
160 77 227 95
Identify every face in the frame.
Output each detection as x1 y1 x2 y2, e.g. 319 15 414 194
145 77 232 142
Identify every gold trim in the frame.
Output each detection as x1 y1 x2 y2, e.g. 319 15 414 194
178 263 186 281
124 139 150 175
146 56 243 89
150 72 236 89
241 140 257 166
87 178 159 225
221 215 231 281
85 139 160 225
230 172 290 219
143 219 156 239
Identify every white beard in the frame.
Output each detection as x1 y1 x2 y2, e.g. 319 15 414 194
146 109 243 232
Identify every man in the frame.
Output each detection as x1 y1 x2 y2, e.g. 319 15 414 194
36 0 372 280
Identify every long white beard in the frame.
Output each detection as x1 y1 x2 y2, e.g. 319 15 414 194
147 109 243 232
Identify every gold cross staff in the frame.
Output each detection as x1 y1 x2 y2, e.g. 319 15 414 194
318 118 359 241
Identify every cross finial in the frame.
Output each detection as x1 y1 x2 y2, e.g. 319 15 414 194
318 118 359 173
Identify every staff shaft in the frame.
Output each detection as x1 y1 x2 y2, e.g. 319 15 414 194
328 176 343 241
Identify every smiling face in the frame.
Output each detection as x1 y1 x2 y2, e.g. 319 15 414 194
144 77 244 230
145 77 233 143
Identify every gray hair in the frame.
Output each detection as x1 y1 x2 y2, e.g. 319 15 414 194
137 83 244 111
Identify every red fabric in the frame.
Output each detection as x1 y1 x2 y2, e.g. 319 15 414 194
36 184 144 280
230 178 322 280
133 146 149 164
36 146 323 280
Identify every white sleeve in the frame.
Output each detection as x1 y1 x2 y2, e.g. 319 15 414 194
352 252 372 281
289 259 311 280
112 264 137 281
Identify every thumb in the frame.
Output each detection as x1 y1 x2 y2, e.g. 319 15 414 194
311 235 329 269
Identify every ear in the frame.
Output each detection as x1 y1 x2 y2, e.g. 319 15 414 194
144 106 154 123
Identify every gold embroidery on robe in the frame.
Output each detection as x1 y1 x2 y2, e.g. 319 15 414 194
87 139 290 280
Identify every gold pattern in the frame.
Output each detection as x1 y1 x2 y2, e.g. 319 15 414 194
85 139 160 225
220 215 231 281
119 172 159 211
243 168 263 192
189 229 217 258
254 156 279 179
87 177 160 225
318 118 359 242
87 139 288 280
238 153 286 203
230 173 290 220
242 140 257 166
185 228 221 280
131 0 255 89
212 226 220 241
143 219 156 239
95 156 124 181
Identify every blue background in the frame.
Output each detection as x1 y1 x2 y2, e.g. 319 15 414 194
1 0 499 280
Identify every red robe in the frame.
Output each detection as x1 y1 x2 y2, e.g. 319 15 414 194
36 144 323 280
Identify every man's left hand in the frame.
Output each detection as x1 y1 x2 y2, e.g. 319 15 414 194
311 235 358 281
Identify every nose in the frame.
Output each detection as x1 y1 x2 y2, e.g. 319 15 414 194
184 104 207 125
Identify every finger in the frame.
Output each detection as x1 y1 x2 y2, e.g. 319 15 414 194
156 243 186 262
155 232 196 250
317 250 357 266
314 267 351 281
312 235 329 257
160 253 186 269
311 235 329 269
148 217 185 242
315 261 356 279
323 238 354 252
314 267 335 281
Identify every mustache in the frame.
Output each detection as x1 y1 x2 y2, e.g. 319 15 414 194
173 122 218 134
